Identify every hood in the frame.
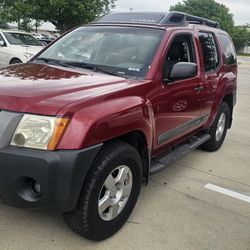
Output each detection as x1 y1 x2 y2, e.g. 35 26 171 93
8 45 44 62
0 63 132 115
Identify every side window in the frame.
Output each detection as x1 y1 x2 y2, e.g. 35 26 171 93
163 34 196 79
218 34 236 65
198 32 219 72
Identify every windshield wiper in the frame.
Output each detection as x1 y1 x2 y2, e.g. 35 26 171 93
65 61 122 77
34 58 122 77
34 57 72 68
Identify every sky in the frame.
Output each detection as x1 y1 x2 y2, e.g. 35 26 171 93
114 0 250 25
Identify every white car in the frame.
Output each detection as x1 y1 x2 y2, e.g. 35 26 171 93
32 33 46 40
0 29 44 68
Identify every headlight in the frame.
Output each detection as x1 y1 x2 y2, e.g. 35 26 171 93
10 114 69 150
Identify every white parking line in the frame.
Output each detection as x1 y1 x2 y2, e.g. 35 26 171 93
204 183 250 203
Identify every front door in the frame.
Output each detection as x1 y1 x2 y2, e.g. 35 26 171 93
153 33 204 153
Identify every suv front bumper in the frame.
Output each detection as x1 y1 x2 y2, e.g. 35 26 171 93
0 144 102 212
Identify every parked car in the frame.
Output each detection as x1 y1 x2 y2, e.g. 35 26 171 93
0 11 237 241
33 32 55 45
32 33 45 40
0 29 44 68
38 38 54 45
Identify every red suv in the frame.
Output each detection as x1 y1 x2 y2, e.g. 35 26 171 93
0 11 237 240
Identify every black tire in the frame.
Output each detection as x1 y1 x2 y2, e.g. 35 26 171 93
9 58 22 65
64 141 142 241
202 102 230 152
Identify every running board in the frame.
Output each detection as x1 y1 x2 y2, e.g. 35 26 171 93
150 134 211 174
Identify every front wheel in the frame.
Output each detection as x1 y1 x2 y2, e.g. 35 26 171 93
9 58 22 65
202 102 230 152
64 141 142 241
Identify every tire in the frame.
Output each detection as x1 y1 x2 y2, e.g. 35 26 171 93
202 102 230 152
64 141 142 241
10 58 22 65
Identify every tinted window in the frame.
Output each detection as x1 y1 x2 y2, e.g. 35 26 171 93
218 34 236 65
199 32 219 72
163 34 196 79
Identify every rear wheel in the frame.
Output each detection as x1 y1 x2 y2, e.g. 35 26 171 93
202 102 230 152
64 141 142 241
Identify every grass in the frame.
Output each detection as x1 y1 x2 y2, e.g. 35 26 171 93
237 53 250 57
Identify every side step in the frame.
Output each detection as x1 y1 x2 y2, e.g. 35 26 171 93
150 134 211 174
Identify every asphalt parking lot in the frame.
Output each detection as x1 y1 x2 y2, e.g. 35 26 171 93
0 59 249 250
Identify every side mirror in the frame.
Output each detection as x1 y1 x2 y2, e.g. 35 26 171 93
0 40 5 47
167 62 197 82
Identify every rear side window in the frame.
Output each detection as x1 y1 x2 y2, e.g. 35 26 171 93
198 32 219 72
218 34 236 65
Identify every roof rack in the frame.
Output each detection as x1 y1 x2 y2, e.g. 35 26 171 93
94 11 220 29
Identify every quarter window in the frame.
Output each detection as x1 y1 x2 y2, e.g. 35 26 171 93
218 34 236 65
198 32 219 72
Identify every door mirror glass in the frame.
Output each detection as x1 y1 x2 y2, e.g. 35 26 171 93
168 62 197 81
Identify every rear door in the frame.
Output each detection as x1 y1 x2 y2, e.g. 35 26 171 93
197 31 221 118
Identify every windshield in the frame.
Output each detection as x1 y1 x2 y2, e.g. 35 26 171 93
4 32 43 46
36 26 164 78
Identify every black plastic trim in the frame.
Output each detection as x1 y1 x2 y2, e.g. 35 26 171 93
0 144 102 212
94 11 220 28
158 114 209 144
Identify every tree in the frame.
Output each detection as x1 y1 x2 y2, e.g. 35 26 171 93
0 19 9 29
34 0 116 33
170 0 250 51
232 25 250 52
0 0 116 33
170 0 234 34
0 0 34 30
34 19 42 33
20 17 33 32
0 3 9 29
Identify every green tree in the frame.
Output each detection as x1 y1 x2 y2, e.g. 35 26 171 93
232 25 250 52
0 0 116 33
34 0 116 33
170 0 234 33
170 0 250 51
0 0 34 30
0 3 9 29
0 19 9 29
20 17 33 32
34 19 42 33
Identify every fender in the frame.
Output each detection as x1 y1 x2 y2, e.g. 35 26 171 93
205 71 237 128
57 96 155 151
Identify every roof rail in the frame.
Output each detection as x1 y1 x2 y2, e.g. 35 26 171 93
165 12 220 28
93 11 220 29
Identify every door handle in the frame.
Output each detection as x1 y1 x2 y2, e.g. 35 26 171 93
194 86 204 92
